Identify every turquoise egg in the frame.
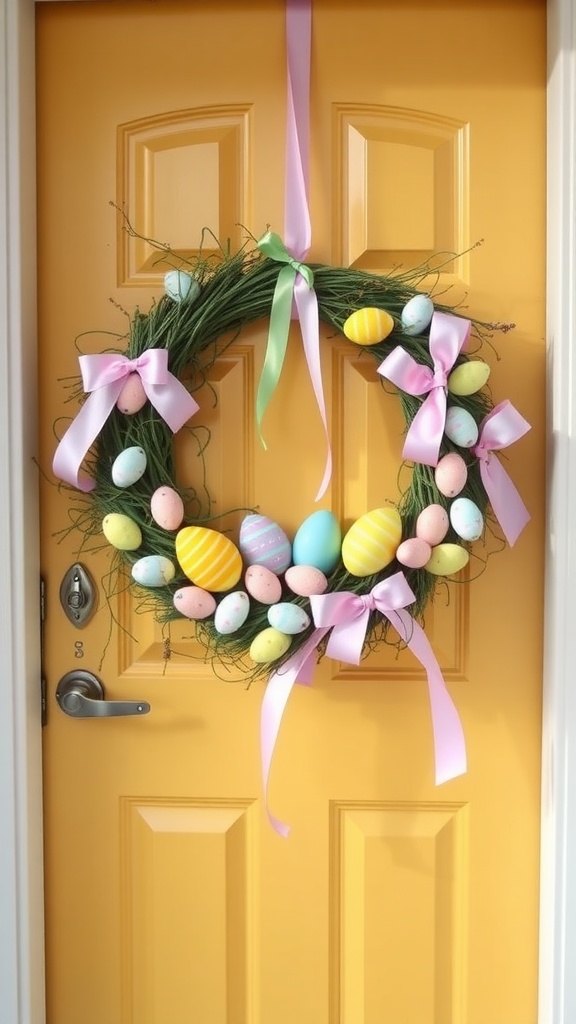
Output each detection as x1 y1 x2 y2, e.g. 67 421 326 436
131 555 175 587
267 602 311 635
449 497 484 542
401 294 434 336
292 510 341 574
111 446 147 487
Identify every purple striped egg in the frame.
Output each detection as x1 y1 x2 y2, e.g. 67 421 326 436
238 514 291 575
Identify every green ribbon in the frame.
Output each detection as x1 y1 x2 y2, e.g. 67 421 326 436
256 230 314 447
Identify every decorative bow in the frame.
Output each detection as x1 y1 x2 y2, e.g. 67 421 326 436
472 399 531 545
378 312 471 466
52 349 199 491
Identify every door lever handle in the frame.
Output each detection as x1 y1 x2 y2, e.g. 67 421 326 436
56 670 150 718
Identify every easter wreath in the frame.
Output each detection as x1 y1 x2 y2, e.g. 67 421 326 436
52 229 531 687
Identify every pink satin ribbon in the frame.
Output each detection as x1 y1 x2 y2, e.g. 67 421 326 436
472 399 531 545
52 349 199 491
378 312 471 466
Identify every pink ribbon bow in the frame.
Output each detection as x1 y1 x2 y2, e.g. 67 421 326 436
377 311 471 466
52 349 199 491
472 399 531 545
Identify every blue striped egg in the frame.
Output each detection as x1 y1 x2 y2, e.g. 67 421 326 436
238 514 291 575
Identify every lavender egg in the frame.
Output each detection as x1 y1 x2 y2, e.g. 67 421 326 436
238 514 292 574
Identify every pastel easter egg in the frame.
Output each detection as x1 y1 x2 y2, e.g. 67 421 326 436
396 537 432 569
434 453 468 498
244 565 282 605
116 372 147 415
111 446 147 488
444 406 479 448
448 360 491 396
238 514 292 575
292 510 341 574
401 294 434 336
416 504 450 546
343 307 394 346
102 513 142 551
449 497 484 542
175 526 242 592
131 554 175 587
214 591 250 634
249 627 292 664
285 565 328 597
425 543 470 576
341 507 402 577
164 269 201 304
267 602 311 635
173 585 216 620
150 486 185 531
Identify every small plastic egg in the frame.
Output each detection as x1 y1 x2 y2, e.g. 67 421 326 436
285 565 328 597
415 504 450 546
434 453 468 497
425 543 470 576
267 602 311 634
150 486 185 531
173 585 216 620
214 591 250 634
116 372 148 415
164 269 201 304
292 510 341 574
249 627 292 664
343 307 394 346
444 406 479 448
341 507 402 577
102 513 142 551
396 537 432 569
401 294 434 336
450 497 484 542
238 514 291 574
244 565 282 605
131 555 175 587
448 361 491 396
111 446 147 488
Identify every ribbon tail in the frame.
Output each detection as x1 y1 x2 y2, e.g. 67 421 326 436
284 0 311 256
325 608 370 665
402 388 446 467
256 265 295 449
52 379 125 491
294 283 332 500
143 376 200 433
480 455 531 546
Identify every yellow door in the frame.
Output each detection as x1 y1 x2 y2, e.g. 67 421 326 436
37 2 545 1022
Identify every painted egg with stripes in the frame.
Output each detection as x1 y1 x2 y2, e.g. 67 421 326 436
175 526 242 592
173 585 216 620
425 543 470 576
238 514 292 575
292 510 341 574
401 294 434 336
341 508 402 577
267 602 311 634
343 307 394 346
111 446 147 487
131 555 175 587
249 627 292 664
102 513 142 551
214 591 250 634
444 406 479 448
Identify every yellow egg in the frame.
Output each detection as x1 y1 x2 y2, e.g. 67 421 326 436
249 627 292 664
175 526 242 592
448 361 491 396
102 513 142 551
425 543 470 576
341 508 402 576
343 307 395 346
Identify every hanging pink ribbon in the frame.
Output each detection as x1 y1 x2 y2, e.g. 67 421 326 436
472 399 531 545
52 349 199 492
377 312 471 466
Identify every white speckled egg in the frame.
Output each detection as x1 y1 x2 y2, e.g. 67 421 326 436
285 565 328 597
238 514 292 574
116 372 148 415
102 513 142 551
111 446 147 488
448 361 491 396
214 591 250 634
131 555 175 587
415 504 450 546
249 627 292 664
244 565 282 605
164 269 201 304
425 543 469 576
150 486 185 531
343 307 394 346
292 510 341 574
173 585 216 619
401 294 434 336
396 537 432 569
267 602 310 634
444 406 479 448
434 453 468 497
450 497 484 542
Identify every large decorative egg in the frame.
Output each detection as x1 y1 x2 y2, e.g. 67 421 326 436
267 602 311 634
164 269 201 304
401 294 434 336
448 361 491 396
116 372 147 415
425 543 470 576
102 513 142 551
244 565 282 605
292 510 341 574
150 487 185 531
450 497 484 542
444 406 479 448
343 307 394 346
111 446 147 488
249 627 292 664
214 591 250 634
173 585 216 620
341 508 402 577
285 565 328 597
396 537 432 569
434 453 468 497
175 526 242 592
238 514 291 574
131 555 175 587
416 504 450 546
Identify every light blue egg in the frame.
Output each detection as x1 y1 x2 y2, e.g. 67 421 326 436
401 294 434 336
164 270 201 304
445 406 479 448
131 555 175 587
267 602 311 634
112 446 147 487
449 497 484 542
292 510 341 574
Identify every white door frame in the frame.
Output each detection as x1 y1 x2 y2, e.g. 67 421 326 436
0 1 572 1021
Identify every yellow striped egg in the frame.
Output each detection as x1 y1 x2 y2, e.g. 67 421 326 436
341 508 402 576
175 526 242 592
343 307 394 346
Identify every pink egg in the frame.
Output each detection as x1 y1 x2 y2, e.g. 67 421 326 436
150 486 185 531
434 453 468 497
173 586 216 620
244 565 282 605
116 372 148 415
415 504 450 546
396 537 432 569
285 565 328 597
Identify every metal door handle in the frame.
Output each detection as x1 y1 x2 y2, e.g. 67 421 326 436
56 670 150 718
